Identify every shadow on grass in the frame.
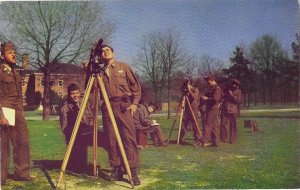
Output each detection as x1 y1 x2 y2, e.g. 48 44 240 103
32 160 115 189
240 115 300 119
33 160 61 189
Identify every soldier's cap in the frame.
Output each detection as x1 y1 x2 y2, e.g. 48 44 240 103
100 44 114 52
1 41 15 54
67 83 79 93
203 74 216 81
148 102 159 111
231 78 240 85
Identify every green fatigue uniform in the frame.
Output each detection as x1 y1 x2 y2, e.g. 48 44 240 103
133 104 166 146
220 87 241 143
199 84 222 146
100 61 141 168
179 86 201 144
60 98 108 173
0 64 31 181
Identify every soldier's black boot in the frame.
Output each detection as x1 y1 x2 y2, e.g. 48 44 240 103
110 166 123 181
130 168 141 186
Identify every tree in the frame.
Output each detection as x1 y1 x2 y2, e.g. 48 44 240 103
136 32 165 102
0 1 115 120
25 74 36 106
197 54 225 76
136 28 184 117
292 33 300 105
158 28 184 118
223 46 255 107
249 34 287 105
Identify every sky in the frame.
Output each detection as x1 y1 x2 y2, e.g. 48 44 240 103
102 0 299 64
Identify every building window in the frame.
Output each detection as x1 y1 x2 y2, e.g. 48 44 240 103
40 78 44 86
22 79 26 87
58 79 63 87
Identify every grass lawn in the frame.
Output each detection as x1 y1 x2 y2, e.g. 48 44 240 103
2 108 300 190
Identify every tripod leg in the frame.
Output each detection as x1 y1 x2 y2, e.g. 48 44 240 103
93 83 99 176
96 75 134 189
56 76 95 189
177 97 185 145
185 96 202 137
167 97 183 142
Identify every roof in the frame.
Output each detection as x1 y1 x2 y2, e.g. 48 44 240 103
17 63 85 75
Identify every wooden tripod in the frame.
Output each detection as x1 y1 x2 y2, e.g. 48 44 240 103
167 94 202 145
56 74 134 189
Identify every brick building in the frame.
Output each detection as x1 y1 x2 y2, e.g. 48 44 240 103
18 54 86 105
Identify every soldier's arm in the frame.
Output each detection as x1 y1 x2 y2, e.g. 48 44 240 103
188 87 199 102
0 103 4 119
213 87 222 102
126 65 141 105
230 89 242 104
0 76 9 126
133 110 144 130
59 105 69 132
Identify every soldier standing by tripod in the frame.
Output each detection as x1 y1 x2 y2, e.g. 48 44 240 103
98 44 141 185
196 75 222 147
179 80 201 145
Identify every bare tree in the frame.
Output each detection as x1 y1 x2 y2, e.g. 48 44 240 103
0 1 115 120
135 28 184 117
158 28 184 118
135 32 165 102
182 55 197 79
292 33 300 105
196 54 226 81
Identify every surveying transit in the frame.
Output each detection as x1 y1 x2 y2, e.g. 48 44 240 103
167 80 202 145
56 39 135 189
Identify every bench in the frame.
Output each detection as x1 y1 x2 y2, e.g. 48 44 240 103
136 131 148 148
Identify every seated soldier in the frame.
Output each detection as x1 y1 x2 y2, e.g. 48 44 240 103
133 102 167 147
59 83 107 173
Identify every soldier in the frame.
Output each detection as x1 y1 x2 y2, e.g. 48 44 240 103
196 75 222 147
220 79 241 144
98 44 141 185
133 102 167 147
0 42 35 185
59 83 108 173
179 80 201 145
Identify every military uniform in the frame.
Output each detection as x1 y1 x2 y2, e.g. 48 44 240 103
0 63 31 181
220 85 241 144
60 98 108 172
133 104 165 146
179 86 201 144
101 61 141 168
199 84 222 146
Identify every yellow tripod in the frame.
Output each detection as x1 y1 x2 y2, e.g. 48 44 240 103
167 94 202 145
56 73 134 189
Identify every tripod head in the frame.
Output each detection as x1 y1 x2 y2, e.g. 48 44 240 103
87 38 107 75
181 79 191 95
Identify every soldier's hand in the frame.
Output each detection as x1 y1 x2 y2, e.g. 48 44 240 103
228 90 233 95
202 96 208 100
0 118 10 127
127 104 137 116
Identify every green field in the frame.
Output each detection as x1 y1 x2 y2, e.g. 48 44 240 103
2 108 300 190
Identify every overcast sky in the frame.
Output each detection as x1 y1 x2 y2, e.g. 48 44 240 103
102 0 299 64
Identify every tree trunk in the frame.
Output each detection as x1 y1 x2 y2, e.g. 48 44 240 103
247 92 251 108
297 67 300 105
167 78 171 119
42 70 51 120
